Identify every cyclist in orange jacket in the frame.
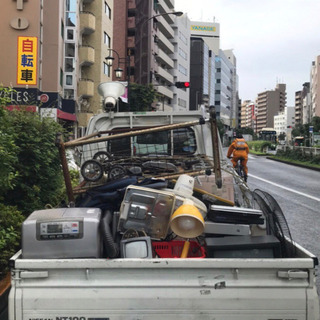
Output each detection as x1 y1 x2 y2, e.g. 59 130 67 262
227 133 249 182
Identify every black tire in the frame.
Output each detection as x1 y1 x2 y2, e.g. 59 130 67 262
108 165 127 181
93 151 112 164
81 159 104 182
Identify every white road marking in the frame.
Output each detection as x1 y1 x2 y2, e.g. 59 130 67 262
249 174 320 202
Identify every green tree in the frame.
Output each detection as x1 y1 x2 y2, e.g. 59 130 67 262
0 107 65 216
311 116 320 132
278 132 286 141
119 83 160 112
236 127 254 136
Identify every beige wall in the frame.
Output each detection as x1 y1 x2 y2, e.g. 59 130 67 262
42 0 64 92
0 0 41 88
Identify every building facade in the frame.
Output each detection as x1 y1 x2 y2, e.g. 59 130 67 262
256 83 286 131
294 90 303 125
311 55 320 118
240 100 256 131
0 0 77 130
274 106 295 142
302 82 312 124
0 0 115 135
189 37 209 111
172 14 191 111
189 21 219 112
214 50 236 128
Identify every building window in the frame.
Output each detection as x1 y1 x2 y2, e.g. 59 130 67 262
65 58 74 72
66 75 73 85
178 64 187 76
105 2 111 18
104 62 110 76
179 31 187 45
61 20 64 39
67 29 74 41
66 12 76 27
60 69 63 87
104 32 111 48
65 43 75 57
178 47 187 60
178 98 187 108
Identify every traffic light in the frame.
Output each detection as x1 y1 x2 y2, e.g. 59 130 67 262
175 81 190 88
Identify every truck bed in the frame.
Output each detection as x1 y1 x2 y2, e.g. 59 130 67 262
9 241 319 320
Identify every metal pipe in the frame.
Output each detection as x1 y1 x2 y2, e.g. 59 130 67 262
55 133 75 203
64 119 208 148
209 107 222 189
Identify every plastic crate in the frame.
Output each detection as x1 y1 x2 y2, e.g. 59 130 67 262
152 240 206 258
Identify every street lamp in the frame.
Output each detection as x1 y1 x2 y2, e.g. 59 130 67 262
139 11 183 84
105 48 130 107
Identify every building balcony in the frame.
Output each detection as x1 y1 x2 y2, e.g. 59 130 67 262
127 16 136 29
155 66 174 83
79 45 95 66
157 32 174 54
155 85 173 100
157 1 175 23
127 36 135 48
155 48 174 69
156 15 174 39
163 0 174 9
79 78 94 97
80 11 96 34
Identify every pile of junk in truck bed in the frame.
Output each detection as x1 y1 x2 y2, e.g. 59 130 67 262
19 107 305 261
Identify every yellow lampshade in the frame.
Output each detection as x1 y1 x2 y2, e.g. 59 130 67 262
170 203 205 238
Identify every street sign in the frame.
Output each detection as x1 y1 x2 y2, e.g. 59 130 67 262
309 126 313 133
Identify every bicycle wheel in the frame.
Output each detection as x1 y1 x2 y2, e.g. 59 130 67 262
108 165 127 181
93 151 112 164
81 159 104 182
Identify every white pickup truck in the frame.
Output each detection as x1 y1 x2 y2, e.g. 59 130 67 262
8 109 320 320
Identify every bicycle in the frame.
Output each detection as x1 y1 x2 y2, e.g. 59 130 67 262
228 156 247 182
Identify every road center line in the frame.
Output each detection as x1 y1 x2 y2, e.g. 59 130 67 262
249 174 320 202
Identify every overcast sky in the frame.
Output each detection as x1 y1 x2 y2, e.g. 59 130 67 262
174 0 320 106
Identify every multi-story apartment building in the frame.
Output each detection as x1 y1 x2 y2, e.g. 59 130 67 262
274 106 295 142
302 82 312 124
130 0 182 110
240 100 249 129
311 55 320 118
294 90 303 125
256 83 286 131
0 0 115 136
113 0 180 111
0 0 77 130
240 100 256 131
78 0 114 128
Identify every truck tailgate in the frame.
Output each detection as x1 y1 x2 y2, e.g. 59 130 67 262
9 255 319 320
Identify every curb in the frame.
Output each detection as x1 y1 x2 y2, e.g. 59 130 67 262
266 157 320 172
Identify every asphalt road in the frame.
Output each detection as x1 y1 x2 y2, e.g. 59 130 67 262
238 153 320 292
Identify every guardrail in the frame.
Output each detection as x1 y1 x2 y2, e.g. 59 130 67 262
276 145 320 156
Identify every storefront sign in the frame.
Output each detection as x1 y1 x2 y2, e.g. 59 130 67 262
17 36 37 85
